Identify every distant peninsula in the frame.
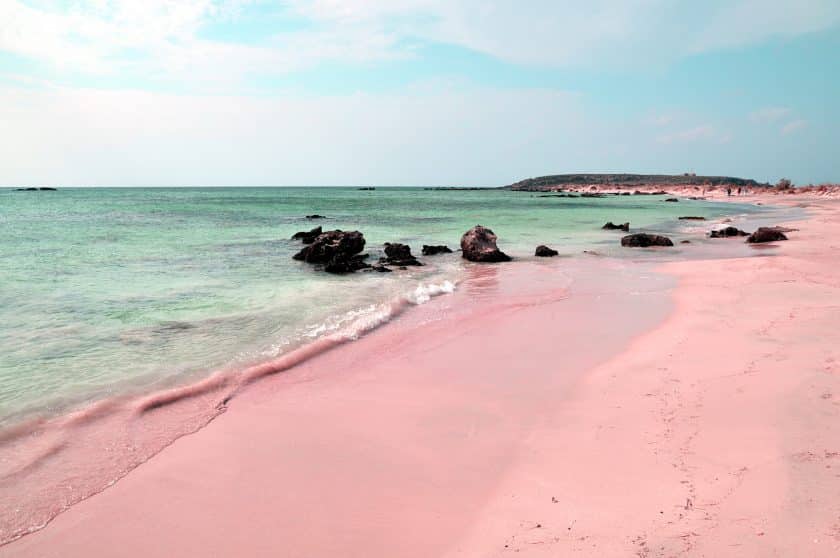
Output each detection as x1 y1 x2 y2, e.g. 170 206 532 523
505 173 767 191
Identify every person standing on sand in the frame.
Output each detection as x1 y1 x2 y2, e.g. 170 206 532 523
727 187 732 196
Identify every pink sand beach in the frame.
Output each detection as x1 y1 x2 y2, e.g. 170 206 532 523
3 194 840 557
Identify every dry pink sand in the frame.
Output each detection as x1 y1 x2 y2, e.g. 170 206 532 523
4 196 840 557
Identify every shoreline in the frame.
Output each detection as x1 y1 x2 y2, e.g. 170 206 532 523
4 194 839 556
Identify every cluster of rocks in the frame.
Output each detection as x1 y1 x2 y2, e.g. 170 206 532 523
290 224 458 274
287 213 794 274
708 225 791 243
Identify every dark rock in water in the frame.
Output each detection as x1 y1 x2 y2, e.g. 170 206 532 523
422 245 452 256
294 230 370 273
460 225 511 262
621 233 674 247
620 192 631 196
306 214 325 220
324 254 371 273
653 190 668 195
358 187 376 191
39 187 57 191
678 216 706 220
291 226 322 244
15 187 38 191
709 226 749 238
747 227 788 243
370 264 392 273
680 240 692 244
664 198 679 202
581 192 605 198
535 245 558 257
381 242 422 266
602 221 630 232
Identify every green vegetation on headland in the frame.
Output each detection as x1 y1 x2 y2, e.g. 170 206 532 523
505 174 767 191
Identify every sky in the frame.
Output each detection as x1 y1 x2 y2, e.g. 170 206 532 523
0 0 838 187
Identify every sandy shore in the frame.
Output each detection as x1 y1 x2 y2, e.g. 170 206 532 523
4 195 839 557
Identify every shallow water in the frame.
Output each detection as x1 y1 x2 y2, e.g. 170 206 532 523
0 186 768 427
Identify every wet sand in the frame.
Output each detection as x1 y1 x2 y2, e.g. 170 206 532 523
4 196 839 557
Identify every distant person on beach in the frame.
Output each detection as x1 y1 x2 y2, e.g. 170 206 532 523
737 187 742 195
727 187 732 197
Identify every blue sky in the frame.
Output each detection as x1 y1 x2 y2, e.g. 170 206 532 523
0 0 838 186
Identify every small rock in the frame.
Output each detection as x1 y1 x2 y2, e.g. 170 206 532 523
709 226 748 238
678 216 706 220
306 214 325 219
621 233 674 247
460 225 511 262
747 227 788 243
382 242 422 266
664 198 679 202
602 221 630 232
535 245 559 257
421 245 453 256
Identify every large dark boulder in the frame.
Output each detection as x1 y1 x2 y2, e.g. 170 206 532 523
460 225 511 262
535 245 558 257
709 226 748 238
621 233 674 247
291 226 322 244
421 245 452 256
381 242 422 266
602 221 630 232
293 230 370 273
747 227 788 243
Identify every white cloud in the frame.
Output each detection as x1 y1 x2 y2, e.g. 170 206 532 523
1 0 838 86
657 124 729 145
749 106 791 123
781 119 808 135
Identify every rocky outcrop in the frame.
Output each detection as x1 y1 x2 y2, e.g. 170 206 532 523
291 226 322 244
621 233 674 247
602 221 630 232
460 226 511 262
381 243 422 266
535 245 559 257
709 226 749 238
746 227 788 243
293 230 370 273
421 245 452 255
306 214 325 220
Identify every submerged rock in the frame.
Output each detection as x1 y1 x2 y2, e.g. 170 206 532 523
293 230 370 273
747 227 789 243
621 233 674 247
421 245 453 256
709 226 749 238
678 216 706 220
381 242 422 266
306 214 325 220
602 221 630 232
535 245 559 257
664 198 679 202
460 225 511 262
291 226 322 244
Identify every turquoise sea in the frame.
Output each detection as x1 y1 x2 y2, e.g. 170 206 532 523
0 187 765 427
